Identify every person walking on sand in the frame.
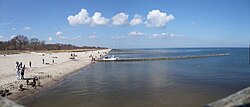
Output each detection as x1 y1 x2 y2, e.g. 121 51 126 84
29 61 32 68
16 61 19 69
19 62 22 68
16 63 21 80
42 59 45 64
21 65 25 79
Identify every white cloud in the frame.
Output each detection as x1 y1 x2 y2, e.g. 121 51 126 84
67 9 110 26
91 12 109 26
23 26 31 30
12 28 16 30
48 37 53 41
0 35 4 41
111 13 129 25
149 33 183 39
67 9 91 26
128 31 145 36
88 35 97 39
72 36 82 40
56 31 63 36
58 35 66 39
130 14 143 26
0 16 18 26
111 36 125 40
11 35 16 39
66 9 174 28
146 10 174 27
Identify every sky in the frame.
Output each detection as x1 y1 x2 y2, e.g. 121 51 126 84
0 0 250 48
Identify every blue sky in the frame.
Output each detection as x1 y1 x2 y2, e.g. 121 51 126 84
0 0 249 48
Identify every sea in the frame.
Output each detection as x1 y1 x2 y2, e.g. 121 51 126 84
21 48 250 107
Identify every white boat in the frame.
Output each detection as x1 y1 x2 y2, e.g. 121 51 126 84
102 55 119 61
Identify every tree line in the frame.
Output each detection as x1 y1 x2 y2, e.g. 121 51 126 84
0 35 106 51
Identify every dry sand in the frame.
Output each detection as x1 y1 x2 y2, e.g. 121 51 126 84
0 49 111 101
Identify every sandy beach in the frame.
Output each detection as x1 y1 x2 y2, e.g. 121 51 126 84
0 49 111 101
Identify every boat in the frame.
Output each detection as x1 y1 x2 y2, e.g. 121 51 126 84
102 55 119 61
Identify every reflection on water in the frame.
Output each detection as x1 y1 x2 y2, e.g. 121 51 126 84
21 48 250 107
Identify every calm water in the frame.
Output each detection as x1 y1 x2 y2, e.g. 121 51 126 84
21 48 250 107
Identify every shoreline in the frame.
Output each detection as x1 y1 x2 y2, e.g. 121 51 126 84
0 49 111 104
15 62 95 104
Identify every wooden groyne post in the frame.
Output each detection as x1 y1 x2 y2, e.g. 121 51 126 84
96 54 229 62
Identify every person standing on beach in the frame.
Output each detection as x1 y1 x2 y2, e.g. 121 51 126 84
52 59 55 64
19 62 22 68
42 59 45 64
16 61 19 69
21 65 25 79
29 61 32 68
16 62 20 80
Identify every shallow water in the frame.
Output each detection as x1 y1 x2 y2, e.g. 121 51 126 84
21 48 250 107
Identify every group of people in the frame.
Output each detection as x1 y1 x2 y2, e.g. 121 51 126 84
89 54 97 61
42 58 55 64
70 53 77 57
69 53 77 59
16 61 31 80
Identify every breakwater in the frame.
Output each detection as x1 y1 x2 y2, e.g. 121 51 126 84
96 53 229 62
0 97 23 107
207 87 250 107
